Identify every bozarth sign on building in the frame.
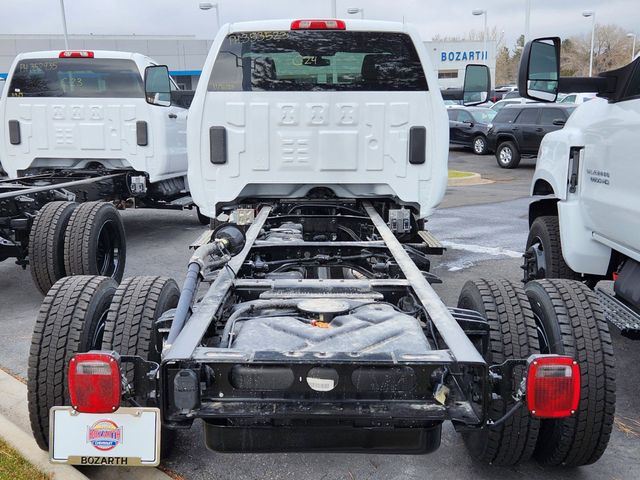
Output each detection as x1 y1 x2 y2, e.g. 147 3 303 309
424 40 497 89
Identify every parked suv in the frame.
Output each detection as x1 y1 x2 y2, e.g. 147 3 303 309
448 106 496 154
487 103 575 168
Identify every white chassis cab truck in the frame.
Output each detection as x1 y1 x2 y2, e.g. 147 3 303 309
520 38 640 339
27 21 613 468
0 50 197 294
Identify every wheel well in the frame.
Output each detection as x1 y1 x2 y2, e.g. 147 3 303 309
528 198 558 227
496 134 517 148
532 179 554 196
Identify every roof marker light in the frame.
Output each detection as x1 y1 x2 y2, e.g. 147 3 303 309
291 20 346 30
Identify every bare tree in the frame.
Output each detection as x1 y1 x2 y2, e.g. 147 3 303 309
562 24 631 76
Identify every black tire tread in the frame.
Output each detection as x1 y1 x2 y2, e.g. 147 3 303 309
103 276 179 378
527 216 580 281
27 275 116 450
459 279 540 465
64 201 123 278
29 201 77 295
526 279 615 466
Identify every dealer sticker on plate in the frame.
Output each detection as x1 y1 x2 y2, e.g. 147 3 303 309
49 406 160 466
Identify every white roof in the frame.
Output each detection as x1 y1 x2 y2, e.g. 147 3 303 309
227 19 409 34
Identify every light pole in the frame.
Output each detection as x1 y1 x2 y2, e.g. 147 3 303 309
199 2 220 32
524 0 531 46
628 33 637 61
331 0 337 17
472 9 487 63
347 7 364 19
582 10 596 77
59 0 70 49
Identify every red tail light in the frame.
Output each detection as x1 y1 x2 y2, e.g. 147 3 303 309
59 51 94 58
68 352 121 414
291 20 346 30
527 355 580 418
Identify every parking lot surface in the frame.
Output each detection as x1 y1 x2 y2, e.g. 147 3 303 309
0 149 638 479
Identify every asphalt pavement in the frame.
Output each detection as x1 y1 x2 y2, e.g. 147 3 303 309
0 148 638 479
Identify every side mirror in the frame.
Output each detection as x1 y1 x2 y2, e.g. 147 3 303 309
518 37 560 102
144 65 171 107
463 64 491 106
552 118 566 126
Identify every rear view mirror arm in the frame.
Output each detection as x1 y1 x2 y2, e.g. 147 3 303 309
558 76 611 95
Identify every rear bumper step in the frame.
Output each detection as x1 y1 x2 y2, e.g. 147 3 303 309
597 287 640 339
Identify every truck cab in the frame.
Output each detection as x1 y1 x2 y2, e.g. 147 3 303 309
0 50 188 184
520 37 640 337
181 19 449 220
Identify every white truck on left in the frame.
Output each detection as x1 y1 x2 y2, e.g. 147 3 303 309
0 50 196 294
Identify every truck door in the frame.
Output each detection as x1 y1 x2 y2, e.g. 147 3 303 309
579 66 640 261
513 107 539 153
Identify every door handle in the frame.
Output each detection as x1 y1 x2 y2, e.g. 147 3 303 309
512 127 519 131
536 127 543 132
168 113 177 119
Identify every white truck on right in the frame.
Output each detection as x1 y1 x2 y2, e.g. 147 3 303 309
520 37 640 338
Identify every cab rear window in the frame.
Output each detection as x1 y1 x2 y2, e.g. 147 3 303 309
208 31 428 92
8 58 143 98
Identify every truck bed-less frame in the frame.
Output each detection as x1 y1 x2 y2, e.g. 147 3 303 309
146 200 493 452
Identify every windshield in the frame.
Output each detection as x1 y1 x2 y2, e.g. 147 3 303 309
8 58 144 98
469 109 497 123
208 31 428 92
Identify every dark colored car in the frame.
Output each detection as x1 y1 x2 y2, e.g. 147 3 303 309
486 104 576 168
448 107 497 155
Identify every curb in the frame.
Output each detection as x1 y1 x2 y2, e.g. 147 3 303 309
0 368 88 480
0 368 172 480
447 172 494 187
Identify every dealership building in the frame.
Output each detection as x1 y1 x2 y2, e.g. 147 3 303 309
0 34 495 91
423 40 497 89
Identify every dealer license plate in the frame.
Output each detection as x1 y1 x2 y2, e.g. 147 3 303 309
49 406 160 466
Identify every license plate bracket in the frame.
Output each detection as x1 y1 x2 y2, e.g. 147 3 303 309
49 406 160 466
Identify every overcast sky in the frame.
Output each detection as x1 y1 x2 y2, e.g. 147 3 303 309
1 0 638 49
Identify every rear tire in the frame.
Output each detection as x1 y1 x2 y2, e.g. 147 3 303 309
64 201 126 282
27 275 117 450
472 135 488 155
525 279 615 466
457 279 540 465
29 201 78 295
496 141 521 168
103 276 180 458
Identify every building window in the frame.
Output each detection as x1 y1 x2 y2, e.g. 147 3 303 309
438 70 458 79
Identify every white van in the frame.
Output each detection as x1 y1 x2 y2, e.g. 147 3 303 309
0 50 187 183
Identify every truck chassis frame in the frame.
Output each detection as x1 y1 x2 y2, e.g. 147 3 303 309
137 200 503 453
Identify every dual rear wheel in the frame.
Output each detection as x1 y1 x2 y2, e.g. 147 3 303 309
27 275 179 453
29 201 126 295
458 278 615 466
